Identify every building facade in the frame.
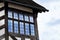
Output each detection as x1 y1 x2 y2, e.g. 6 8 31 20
0 0 48 40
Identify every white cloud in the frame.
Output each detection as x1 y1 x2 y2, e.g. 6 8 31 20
33 0 60 40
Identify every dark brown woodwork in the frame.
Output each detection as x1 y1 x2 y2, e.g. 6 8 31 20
0 34 5 40
0 25 5 30
33 9 39 40
5 1 9 40
0 7 4 11
9 33 17 40
0 16 5 20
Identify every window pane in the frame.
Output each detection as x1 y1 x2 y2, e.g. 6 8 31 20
30 24 35 36
14 12 18 19
8 20 13 32
8 11 12 18
24 15 29 21
25 23 30 35
29 16 34 22
14 21 18 33
20 22 24 34
19 14 23 20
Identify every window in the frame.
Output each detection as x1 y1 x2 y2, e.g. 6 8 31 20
25 23 30 35
20 22 24 34
8 20 13 32
24 15 29 21
30 24 35 36
14 12 18 19
14 21 18 33
29 16 34 22
8 10 35 36
8 11 12 18
19 14 24 20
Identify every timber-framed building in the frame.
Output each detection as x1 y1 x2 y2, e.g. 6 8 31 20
0 0 48 40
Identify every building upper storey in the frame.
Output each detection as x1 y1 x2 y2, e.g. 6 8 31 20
0 0 49 13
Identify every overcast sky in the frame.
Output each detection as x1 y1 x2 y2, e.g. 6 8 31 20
33 0 60 40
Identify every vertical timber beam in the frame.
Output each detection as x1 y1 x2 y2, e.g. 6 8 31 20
33 9 39 40
5 1 9 40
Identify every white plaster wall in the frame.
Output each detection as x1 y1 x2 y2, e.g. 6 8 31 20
0 19 5 26
9 36 13 40
0 28 5 37
0 10 5 26
0 10 5 17
0 3 4 8
1 38 5 40
16 37 21 40
25 38 30 40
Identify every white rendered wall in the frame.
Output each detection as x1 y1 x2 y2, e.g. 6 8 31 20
16 37 21 40
1 38 5 40
0 10 5 40
0 10 5 17
0 28 5 36
0 10 5 26
0 3 4 8
0 19 5 26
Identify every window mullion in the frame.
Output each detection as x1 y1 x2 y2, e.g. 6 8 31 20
28 15 31 35
12 11 14 33
18 13 20 34
23 14 25 35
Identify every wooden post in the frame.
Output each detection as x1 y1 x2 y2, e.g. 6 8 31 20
5 1 9 40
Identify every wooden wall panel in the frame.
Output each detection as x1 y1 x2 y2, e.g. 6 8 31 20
8 3 33 13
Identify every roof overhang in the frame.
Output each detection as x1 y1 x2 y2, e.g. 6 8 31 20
0 0 49 13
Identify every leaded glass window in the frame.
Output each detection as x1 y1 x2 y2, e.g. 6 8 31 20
25 23 30 35
24 15 29 21
29 16 34 23
30 24 35 36
8 20 13 32
19 14 24 20
8 11 12 18
8 10 35 36
14 21 18 33
14 12 18 19
20 22 24 34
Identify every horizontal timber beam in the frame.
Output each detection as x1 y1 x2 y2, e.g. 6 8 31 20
0 25 5 30
9 33 17 40
0 34 5 40
0 16 5 20
0 7 4 11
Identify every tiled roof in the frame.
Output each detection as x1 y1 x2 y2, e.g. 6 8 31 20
0 0 49 12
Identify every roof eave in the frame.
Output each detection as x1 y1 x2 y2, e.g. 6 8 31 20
2 0 49 13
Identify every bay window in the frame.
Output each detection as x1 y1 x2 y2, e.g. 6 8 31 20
8 10 35 36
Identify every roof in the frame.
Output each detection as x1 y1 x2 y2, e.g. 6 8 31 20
0 0 49 12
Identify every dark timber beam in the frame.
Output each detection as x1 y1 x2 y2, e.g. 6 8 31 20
0 7 4 11
9 33 17 40
0 16 5 20
5 1 9 40
0 34 5 40
0 25 5 30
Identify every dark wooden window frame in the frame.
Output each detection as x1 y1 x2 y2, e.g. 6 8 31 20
7 8 36 38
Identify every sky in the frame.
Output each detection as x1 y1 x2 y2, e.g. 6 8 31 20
33 0 60 40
